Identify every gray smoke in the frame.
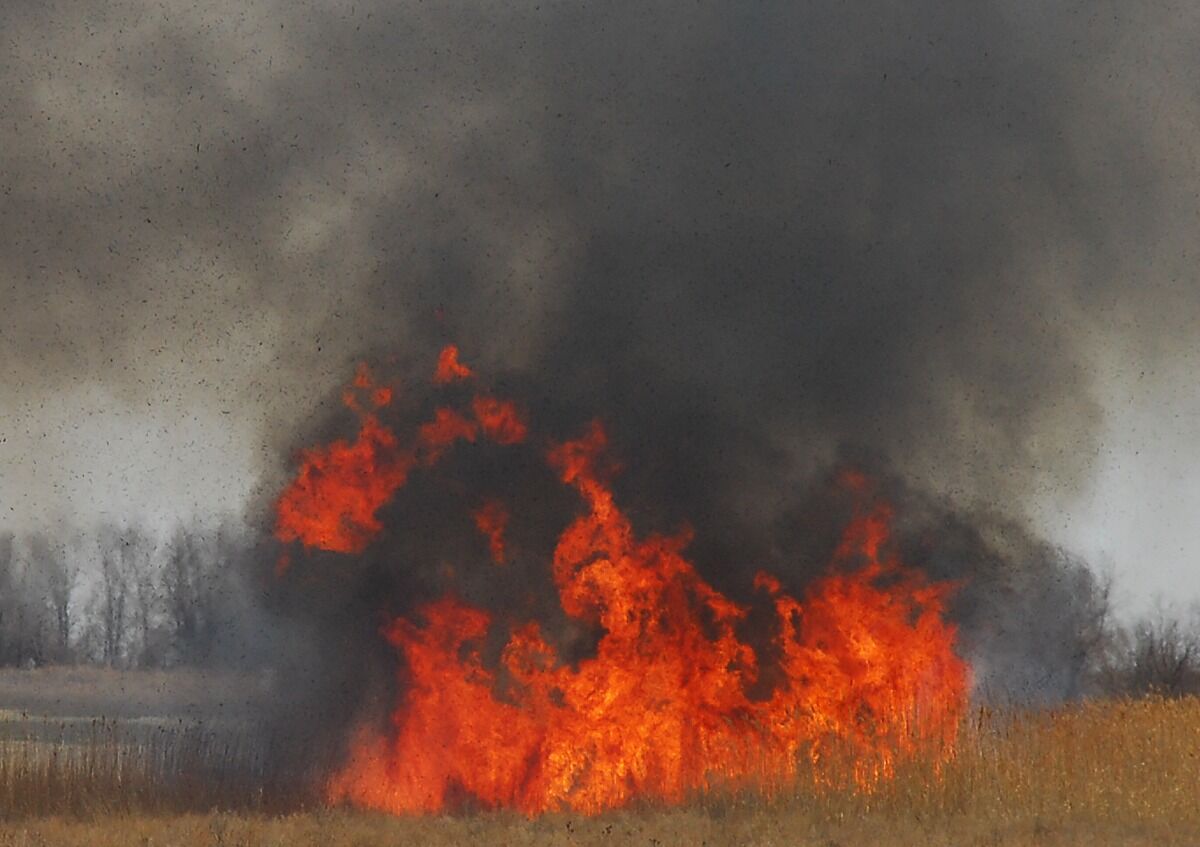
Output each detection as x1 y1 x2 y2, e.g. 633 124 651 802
2 0 1197 718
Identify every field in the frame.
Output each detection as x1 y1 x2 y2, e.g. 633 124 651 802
0 670 1196 846
0 667 273 720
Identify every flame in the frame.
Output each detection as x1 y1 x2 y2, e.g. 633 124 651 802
471 395 528 445
472 499 510 564
273 355 526 566
417 407 478 463
274 413 412 557
275 364 409 558
276 347 970 814
434 344 474 384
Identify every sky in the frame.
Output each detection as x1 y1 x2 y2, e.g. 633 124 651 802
1031 356 1200 615
2 0 1199 619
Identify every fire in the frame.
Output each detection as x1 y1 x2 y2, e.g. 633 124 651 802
433 343 474 384
472 499 510 564
471 395 528 445
273 351 527 564
275 345 970 815
275 365 409 556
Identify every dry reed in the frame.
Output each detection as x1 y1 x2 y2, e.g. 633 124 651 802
0 696 1195 845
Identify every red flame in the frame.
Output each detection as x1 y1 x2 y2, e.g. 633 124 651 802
275 347 970 814
274 351 528 566
417 408 478 464
472 499 510 564
275 364 408 558
471 395 528 445
434 344 474 384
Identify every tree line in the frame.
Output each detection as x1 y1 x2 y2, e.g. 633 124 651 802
0 523 258 669
0 522 1196 698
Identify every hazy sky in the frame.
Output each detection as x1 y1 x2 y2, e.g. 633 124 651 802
3 0 1199 618
1031 355 1200 615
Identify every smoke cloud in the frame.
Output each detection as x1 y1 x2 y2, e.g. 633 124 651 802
2 0 1198 720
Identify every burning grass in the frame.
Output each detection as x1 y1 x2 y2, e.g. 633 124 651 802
0 696 1196 844
274 351 970 815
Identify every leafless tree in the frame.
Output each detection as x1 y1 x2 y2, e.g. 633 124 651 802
0 533 18 664
1096 604 1200 697
163 526 203 663
0 520 263 669
129 544 164 667
25 533 78 662
93 524 142 667
163 522 248 665
0 534 59 667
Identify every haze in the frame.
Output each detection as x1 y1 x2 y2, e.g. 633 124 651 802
3 0 1199 618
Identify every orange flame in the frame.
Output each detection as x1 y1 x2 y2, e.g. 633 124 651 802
434 344 474 384
472 395 528 444
274 349 527 567
274 413 412 557
276 348 970 814
417 408 478 464
276 363 408 558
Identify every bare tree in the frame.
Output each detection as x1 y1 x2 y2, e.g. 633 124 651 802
1128 612 1200 696
0 520 264 670
0 535 57 667
25 533 78 662
163 526 207 664
1097 604 1200 697
129 539 166 667
163 522 246 665
0 533 18 665
93 524 140 667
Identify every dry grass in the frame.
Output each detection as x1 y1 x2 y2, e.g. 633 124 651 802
0 810 1187 847
0 696 1195 845
0 715 319 818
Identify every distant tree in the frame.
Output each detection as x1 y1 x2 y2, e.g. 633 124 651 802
129 540 166 667
25 533 79 663
0 519 267 670
92 524 145 667
1097 605 1200 697
162 520 254 666
0 533 60 667
0 532 18 665
163 525 215 664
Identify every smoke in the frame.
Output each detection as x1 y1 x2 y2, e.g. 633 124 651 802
2 0 1196 734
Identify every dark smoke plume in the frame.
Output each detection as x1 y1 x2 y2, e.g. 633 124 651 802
2 0 1195 758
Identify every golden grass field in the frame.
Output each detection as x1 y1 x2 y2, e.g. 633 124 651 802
0 694 1196 846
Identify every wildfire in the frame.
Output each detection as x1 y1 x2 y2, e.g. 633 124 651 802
433 343 474 384
273 360 526 564
274 365 408 557
472 499 510 564
273 345 970 815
